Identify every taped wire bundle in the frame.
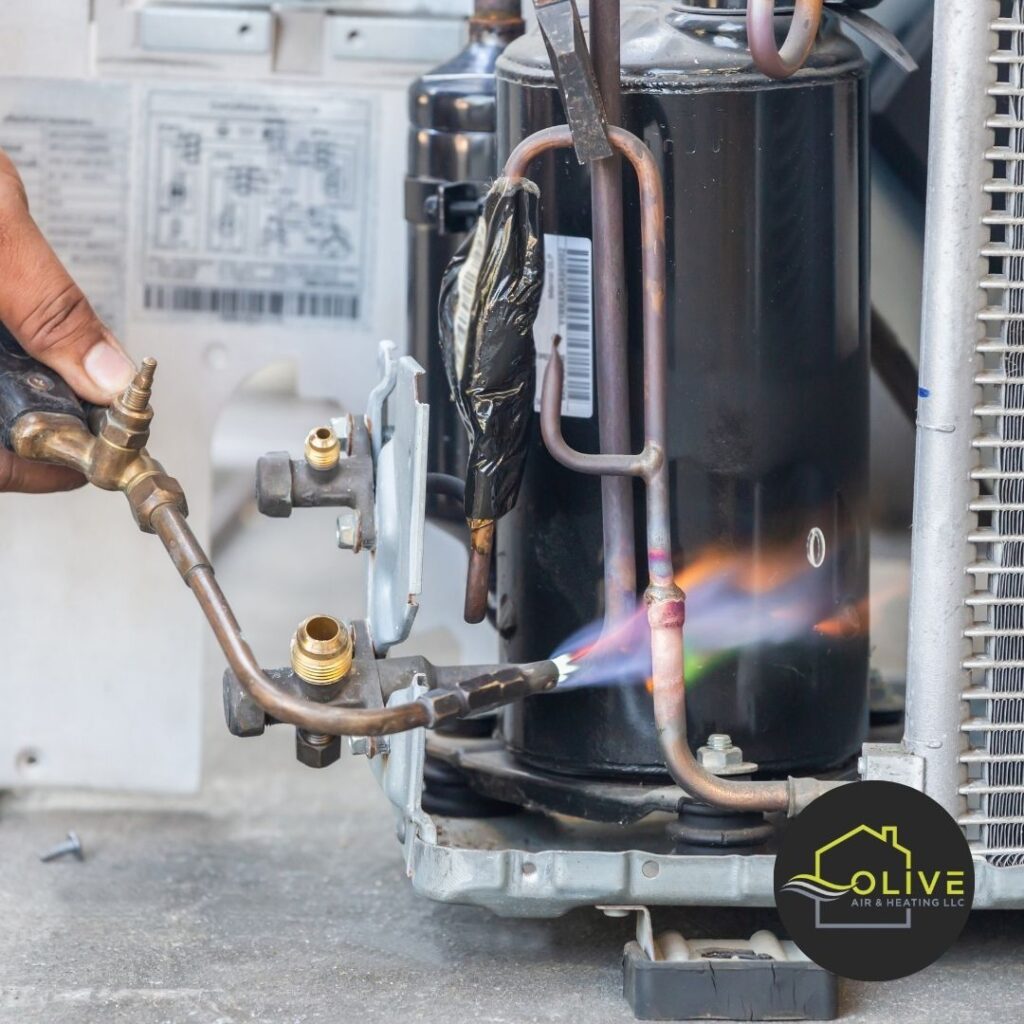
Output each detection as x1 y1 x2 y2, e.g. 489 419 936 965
438 175 544 524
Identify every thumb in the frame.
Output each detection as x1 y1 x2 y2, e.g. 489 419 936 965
0 153 135 403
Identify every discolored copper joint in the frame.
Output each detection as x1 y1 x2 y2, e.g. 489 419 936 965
470 0 524 30
126 472 189 534
646 590 686 630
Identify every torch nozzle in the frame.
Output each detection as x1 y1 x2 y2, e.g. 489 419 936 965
122 357 157 413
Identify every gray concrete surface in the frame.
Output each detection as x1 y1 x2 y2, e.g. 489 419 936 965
1 511 1021 1024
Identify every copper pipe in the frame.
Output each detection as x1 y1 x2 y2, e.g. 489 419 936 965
150 503 433 736
746 0 823 80
10 360 557 738
540 349 657 479
589 0 638 625
649 596 788 813
148 501 561 734
464 519 495 624
506 124 841 815
505 125 673 588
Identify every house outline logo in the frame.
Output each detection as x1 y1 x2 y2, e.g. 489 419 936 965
773 782 975 982
780 823 913 930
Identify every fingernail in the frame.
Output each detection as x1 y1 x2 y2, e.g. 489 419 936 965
84 341 135 397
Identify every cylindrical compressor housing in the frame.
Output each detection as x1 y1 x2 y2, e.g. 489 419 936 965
496 2 870 778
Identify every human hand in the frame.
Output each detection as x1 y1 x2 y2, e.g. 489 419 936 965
0 149 135 492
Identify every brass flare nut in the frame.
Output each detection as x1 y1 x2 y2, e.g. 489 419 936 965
126 472 188 533
304 426 341 471
290 615 353 685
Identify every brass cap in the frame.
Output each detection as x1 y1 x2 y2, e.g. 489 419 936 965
304 426 341 470
290 615 352 685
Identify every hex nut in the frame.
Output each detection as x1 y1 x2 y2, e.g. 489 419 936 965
296 731 341 769
99 408 153 450
697 742 744 772
126 472 188 533
336 507 362 551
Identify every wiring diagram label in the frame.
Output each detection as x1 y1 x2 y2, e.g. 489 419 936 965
0 80 130 334
533 234 594 419
138 87 373 325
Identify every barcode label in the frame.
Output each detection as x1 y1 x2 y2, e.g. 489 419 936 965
533 234 593 418
453 215 488 377
142 285 359 321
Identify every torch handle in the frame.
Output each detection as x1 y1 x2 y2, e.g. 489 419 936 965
0 323 87 449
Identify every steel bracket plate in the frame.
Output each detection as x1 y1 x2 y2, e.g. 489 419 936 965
365 341 429 653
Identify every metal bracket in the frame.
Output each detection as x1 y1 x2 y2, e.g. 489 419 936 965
858 742 926 789
533 0 612 164
833 4 919 74
370 678 436 850
365 341 429 653
598 905 657 960
405 177 485 235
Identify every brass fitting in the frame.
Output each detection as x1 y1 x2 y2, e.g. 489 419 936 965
290 615 353 684
10 357 191 536
304 426 341 471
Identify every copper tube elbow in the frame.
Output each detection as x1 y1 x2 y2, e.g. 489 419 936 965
746 0 823 80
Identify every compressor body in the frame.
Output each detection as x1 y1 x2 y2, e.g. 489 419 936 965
495 1 871 781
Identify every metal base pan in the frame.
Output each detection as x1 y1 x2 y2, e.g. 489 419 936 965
372 686 1024 917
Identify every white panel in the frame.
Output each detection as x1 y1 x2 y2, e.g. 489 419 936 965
0 0 474 791
138 6 275 54
0 1 91 80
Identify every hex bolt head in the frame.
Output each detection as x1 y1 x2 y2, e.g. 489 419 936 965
330 414 353 456
697 734 745 773
336 507 362 551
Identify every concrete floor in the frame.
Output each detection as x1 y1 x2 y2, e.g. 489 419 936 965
1 510 1022 1024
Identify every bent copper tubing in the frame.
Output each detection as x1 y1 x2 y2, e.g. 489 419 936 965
506 125 673 588
541 349 660 481
150 504 432 736
149 503 558 735
589 0 638 626
506 124 840 815
747 0 823 80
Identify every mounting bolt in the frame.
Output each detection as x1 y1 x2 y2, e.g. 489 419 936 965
697 734 757 775
330 414 353 457
39 831 84 863
350 735 389 758
336 507 362 552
